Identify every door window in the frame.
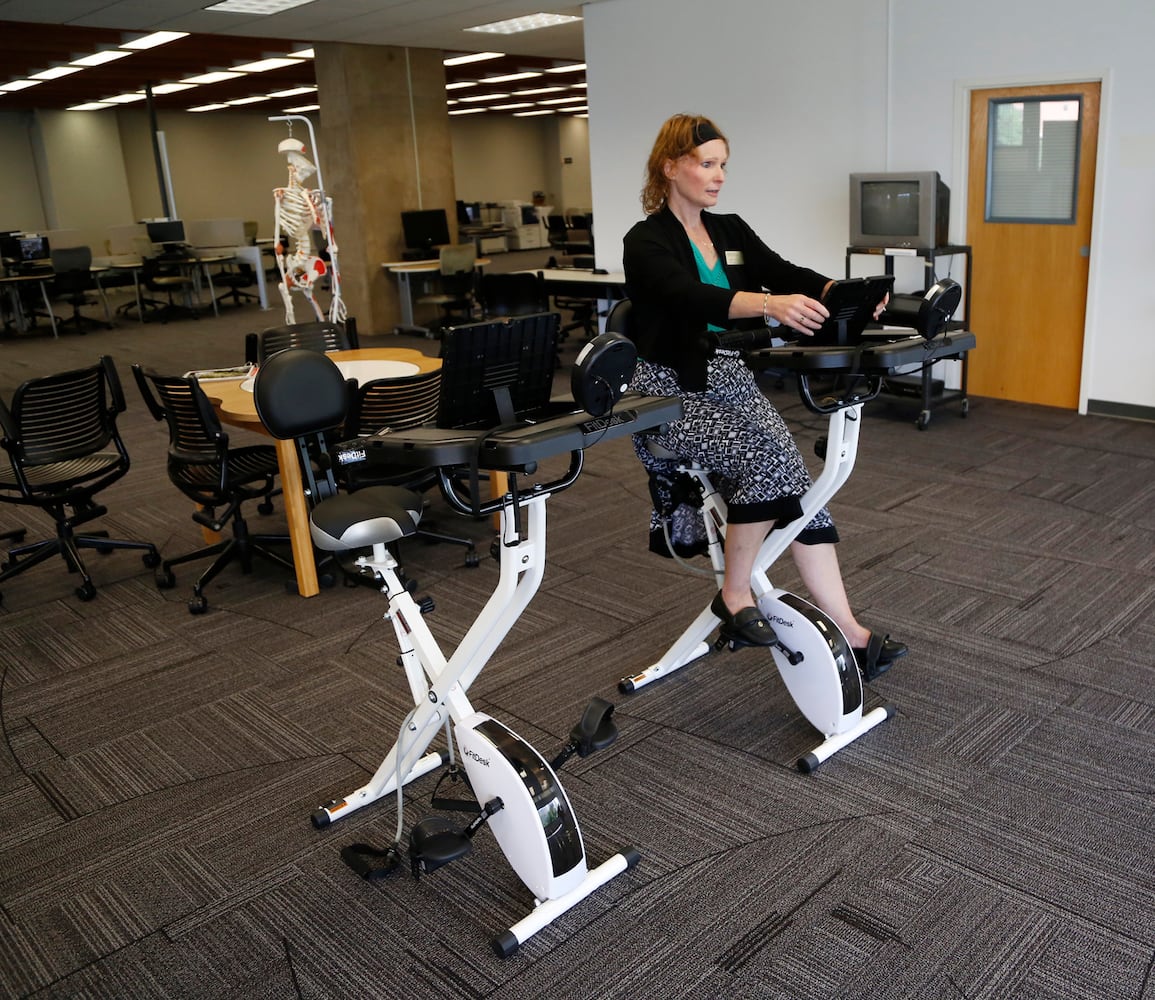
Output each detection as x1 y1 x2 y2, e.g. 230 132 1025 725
987 96 1082 223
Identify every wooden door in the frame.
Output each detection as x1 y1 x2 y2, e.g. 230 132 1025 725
966 82 1099 408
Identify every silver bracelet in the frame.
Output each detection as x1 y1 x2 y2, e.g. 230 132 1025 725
762 291 771 328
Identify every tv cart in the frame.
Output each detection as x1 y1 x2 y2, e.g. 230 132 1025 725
845 244 973 430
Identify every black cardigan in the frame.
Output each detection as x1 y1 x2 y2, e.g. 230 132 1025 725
622 206 829 391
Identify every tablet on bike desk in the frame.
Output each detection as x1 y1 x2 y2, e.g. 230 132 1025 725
804 275 895 347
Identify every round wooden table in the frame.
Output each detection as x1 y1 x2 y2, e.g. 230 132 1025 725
202 347 441 597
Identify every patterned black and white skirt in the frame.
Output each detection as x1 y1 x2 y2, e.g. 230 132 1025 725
630 352 837 557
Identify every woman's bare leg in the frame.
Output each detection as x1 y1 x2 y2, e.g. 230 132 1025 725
788 540 871 648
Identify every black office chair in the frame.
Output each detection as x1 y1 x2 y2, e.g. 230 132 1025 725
416 244 478 332
343 369 479 567
139 256 196 324
0 356 160 604
251 349 429 583
213 260 259 308
132 366 292 615
49 246 112 333
244 318 359 365
549 256 600 342
546 214 570 250
478 271 548 319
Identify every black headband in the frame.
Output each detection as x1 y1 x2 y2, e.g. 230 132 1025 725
692 120 722 146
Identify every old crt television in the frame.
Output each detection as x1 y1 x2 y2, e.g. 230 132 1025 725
849 171 949 250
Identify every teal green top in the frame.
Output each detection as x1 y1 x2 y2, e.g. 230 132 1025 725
691 244 730 332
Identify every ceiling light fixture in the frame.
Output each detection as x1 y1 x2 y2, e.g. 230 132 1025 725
443 52 504 66
206 0 316 13
545 62 586 74
70 50 132 68
181 71 244 85
489 102 534 110
151 83 197 94
537 95 587 105
283 103 320 112
482 72 543 84
30 66 83 81
189 103 231 112
232 57 303 73
103 93 148 104
459 93 508 103
0 80 43 92
268 86 317 98
446 81 478 91
288 47 315 59
465 13 581 35
449 107 487 116
120 31 189 50
226 95 270 105
514 109 555 117
68 102 113 111
513 86 565 96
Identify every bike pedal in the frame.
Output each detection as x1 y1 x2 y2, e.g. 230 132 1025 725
409 817 472 876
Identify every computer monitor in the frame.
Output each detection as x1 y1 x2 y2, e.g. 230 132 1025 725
400 209 451 256
18 235 49 261
145 219 186 250
436 313 561 429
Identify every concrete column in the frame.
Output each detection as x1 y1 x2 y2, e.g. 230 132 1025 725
313 42 455 336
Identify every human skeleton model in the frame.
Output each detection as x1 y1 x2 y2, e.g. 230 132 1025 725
272 137 345 325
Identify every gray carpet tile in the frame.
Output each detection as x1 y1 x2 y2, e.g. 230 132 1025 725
1 294 1153 997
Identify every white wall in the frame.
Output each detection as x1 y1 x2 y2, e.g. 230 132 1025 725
448 114 592 210
585 0 1155 415
450 115 553 205
0 112 48 234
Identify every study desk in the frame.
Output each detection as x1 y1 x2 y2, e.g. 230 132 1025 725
0 271 55 336
533 267 627 301
380 257 491 334
202 348 441 598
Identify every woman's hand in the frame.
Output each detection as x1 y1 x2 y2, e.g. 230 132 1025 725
771 293 829 335
873 292 890 321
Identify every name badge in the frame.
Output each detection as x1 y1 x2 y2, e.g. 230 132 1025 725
724 250 743 266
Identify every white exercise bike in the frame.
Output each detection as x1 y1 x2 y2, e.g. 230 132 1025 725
612 289 974 771
253 321 676 956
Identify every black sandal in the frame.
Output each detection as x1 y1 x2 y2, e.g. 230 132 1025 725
852 632 908 681
710 591 777 648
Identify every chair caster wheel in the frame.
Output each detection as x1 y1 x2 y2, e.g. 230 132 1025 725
258 501 274 516
188 595 208 614
464 550 480 568
156 568 176 589
75 581 97 601
143 551 161 569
